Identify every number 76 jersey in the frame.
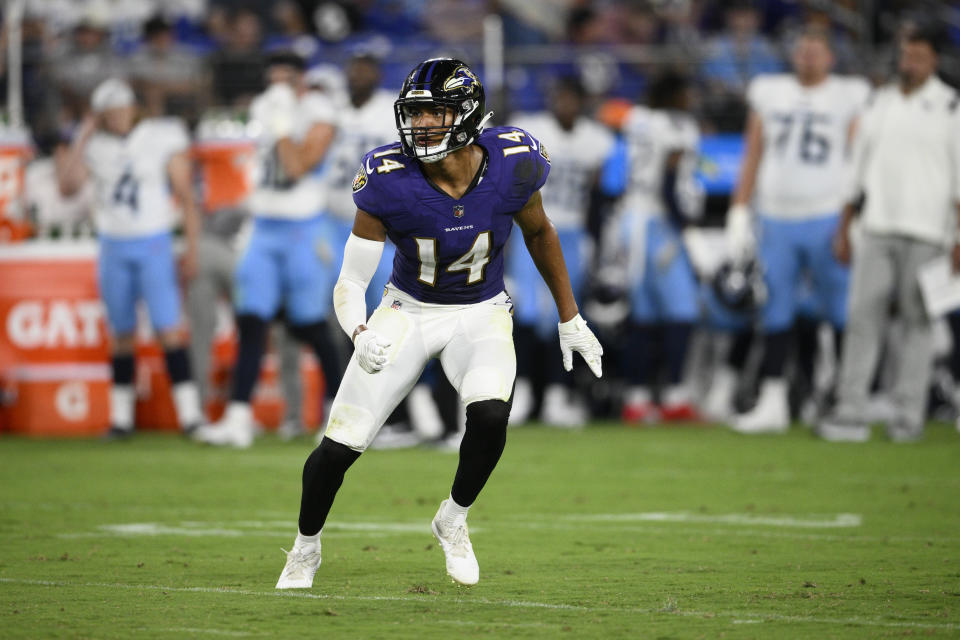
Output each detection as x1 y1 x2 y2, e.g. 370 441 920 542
352 126 550 305
749 74 870 219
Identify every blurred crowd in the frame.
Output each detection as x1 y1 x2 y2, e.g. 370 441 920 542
2 0 960 444
6 0 959 141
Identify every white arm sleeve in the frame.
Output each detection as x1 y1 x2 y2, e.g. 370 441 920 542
333 232 385 341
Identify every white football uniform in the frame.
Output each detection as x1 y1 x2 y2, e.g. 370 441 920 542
323 90 397 222
619 105 701 220
247 90 338 219
508 112 614 229
749 74 871 219
325 285 515 451
85 118 189 238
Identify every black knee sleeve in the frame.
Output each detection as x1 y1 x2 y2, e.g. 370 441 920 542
450 399 510 508
298 438 362 536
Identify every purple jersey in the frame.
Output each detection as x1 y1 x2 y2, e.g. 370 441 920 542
352 126 551 304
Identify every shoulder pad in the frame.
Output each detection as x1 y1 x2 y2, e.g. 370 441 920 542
481 126 550 203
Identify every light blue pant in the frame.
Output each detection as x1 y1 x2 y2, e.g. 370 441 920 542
758 213 849 331
234 215 339 324
98 231 181 334
506 227 588 338
624 216 698 323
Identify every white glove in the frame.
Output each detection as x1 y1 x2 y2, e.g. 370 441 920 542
354 328 392 374
251 83 296 139
724 203 755 264
681 226 711 276
558 314 603 378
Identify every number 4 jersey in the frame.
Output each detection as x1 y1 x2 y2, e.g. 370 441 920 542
749 73 870 219
353 126 550 305
85 118 190 238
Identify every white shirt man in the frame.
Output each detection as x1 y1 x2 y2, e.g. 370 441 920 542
820 30 960 443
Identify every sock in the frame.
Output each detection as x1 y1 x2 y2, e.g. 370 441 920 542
624 386 653 406
450 400 510 507
298 438 362 536
727 329 753 371
110 385 135 431
295 531 320 549
231 314 269 403
172 382 203 429
439 494 470 529
794 318 819 390
663 322 694 385
111 353 135 430
623 323 658 387
759 330 791 379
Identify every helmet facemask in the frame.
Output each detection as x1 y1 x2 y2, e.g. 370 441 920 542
395 95 479 163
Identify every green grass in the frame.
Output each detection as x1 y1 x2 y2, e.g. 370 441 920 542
1 422 959 639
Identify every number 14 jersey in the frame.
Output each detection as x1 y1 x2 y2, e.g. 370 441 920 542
352 126 551 305
749 74 870 219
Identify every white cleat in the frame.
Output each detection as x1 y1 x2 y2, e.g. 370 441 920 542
275 542 322 589
193 402 255 448
540 384 586 429
732 379 789 434
702 365 737 422
431 501 479 586
817 418 870 443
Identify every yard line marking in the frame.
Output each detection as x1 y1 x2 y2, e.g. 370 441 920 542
57 521 476 540
565 512 862 528
2 578 959 632
161 629 256 637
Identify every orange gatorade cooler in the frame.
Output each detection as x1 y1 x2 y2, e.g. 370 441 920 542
0 242 112 435
193 113 257 212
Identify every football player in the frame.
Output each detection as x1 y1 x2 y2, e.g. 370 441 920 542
724 26 870 434
60 78 203 438
614 72 705 424
275 58 603 588
507 76 614 427
193 52 345 448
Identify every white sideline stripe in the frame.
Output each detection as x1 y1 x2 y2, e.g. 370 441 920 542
161 629 256 637
2 578 958 632
57 521 469 539
8 363 111 382
566 512 863 529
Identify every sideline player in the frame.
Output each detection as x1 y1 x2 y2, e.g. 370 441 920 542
615 72 705 424
194 52 344 448
724 26 869 433
508 76 614 427
321 52 398 310
60 78 203 438
275 58 603 588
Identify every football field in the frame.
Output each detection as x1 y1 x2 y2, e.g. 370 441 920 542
1 423 958 639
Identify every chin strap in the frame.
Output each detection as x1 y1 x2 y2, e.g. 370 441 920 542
476 111 495 133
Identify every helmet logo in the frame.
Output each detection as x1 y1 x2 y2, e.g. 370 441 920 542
443 66 478 92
